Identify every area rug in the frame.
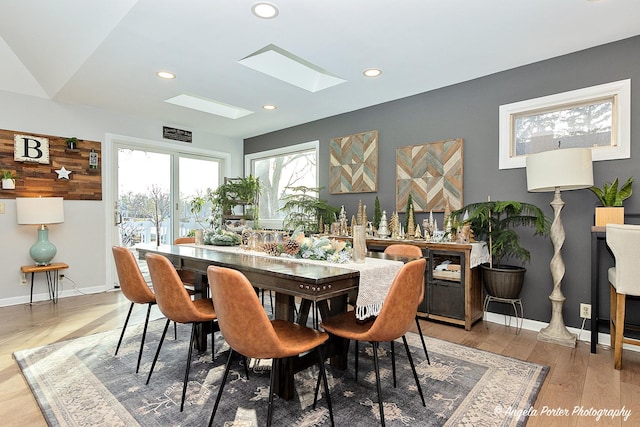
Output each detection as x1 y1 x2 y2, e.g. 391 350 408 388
14 319 547 426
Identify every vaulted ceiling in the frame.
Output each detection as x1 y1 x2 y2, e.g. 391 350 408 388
1 0 639 139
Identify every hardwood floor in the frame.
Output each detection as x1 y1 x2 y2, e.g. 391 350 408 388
1 291 639 426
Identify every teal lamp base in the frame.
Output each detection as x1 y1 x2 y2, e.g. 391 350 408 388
30 226 57 266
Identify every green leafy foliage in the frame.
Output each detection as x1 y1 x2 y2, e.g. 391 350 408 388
588 177 633 207
450 200 550 267
280 186 338 234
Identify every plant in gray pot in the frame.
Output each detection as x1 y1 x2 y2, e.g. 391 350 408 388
451 200 550 299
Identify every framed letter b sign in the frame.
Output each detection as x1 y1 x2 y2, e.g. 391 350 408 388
14 134 50 164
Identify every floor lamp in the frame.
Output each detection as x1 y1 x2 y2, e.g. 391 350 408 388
526 147 593 347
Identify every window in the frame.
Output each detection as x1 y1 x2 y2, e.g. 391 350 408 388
245 141 318 229
499 79 630 169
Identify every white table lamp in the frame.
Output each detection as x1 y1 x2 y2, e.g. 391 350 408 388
526 147 593 347
16 197 65 266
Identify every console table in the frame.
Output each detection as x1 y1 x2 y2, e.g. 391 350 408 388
21 262 68 304
590 214 640 354
330 236 488 330
590 226 606 353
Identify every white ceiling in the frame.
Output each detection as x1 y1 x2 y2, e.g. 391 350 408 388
1 0 639 140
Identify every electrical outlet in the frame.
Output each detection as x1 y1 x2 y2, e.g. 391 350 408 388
580 303 592 319
59 274 65 281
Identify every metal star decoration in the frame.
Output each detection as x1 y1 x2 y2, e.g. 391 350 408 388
55 166 72 179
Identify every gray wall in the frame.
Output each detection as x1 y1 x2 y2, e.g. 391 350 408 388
245 35 640 328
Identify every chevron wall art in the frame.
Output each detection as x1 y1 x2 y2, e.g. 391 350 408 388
396 138 463 212
329 130 378 194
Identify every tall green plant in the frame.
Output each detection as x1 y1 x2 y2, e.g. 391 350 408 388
451 200 550 267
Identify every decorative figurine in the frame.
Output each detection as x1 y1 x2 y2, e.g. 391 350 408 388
406 204 415 239
377 211 389 238
390 211 400 240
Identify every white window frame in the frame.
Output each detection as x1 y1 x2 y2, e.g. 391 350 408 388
499 79 631 169
245 140 319 230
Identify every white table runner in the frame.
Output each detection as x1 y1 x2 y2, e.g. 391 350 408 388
181 244 402 320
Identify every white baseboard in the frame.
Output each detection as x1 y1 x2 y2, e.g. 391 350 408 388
0 285 109 308
484 311 638 352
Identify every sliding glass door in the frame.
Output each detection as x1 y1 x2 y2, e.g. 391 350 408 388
114 148 221 248
108 137 225 287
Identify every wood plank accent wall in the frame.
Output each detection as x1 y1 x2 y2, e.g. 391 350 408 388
0 129 102 200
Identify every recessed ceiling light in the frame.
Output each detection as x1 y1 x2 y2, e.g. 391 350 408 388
363 68 382 78
157 71 176 79
252 2 279 19
262 104 277 111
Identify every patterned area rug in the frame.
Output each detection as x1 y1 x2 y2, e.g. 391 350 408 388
14 319 547 426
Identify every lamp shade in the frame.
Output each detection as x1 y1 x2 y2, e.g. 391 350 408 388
526 147 593 192
16 197 65 224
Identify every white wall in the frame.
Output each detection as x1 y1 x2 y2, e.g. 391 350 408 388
0 90 243 306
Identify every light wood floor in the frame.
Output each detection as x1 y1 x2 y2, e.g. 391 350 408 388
1 291 639 426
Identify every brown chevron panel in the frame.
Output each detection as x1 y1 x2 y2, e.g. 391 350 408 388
396 138 463 212
329 130 378 194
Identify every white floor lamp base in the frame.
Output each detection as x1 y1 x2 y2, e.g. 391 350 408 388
538 330 576 347
537 273 577 347
537 188 577 348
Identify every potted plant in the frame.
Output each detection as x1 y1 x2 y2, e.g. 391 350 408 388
589 176 633 226
1 170 15 189
66 137 79 150
450 200 550 299
280 186 339 235
209 175 261 228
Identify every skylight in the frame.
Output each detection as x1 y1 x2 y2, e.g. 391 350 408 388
239 44 346 93
165 94 253 119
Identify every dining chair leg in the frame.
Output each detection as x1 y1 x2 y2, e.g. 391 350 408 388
209 349 234 427
313 346 335 426
267 358 277 427
390 340 396 388
355 340 359 382
146 318 171 385
211 320 216 362
372 341 385 427
174 321 177 340
402 335 426 406
136 303 153 373
114 302 134 356
243 357 250 379
614 292 626 370
180 323 197 412
414 316 430 364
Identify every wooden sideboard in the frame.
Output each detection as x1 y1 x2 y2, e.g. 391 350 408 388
332 236 484 330
424 242 483 330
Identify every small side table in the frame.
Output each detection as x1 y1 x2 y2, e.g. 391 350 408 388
20 262 69 304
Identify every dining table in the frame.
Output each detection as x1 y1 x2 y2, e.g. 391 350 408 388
135 242 413 400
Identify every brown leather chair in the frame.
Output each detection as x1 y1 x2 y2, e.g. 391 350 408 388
112 246 159 373
383 244 430 365
145 253 217 412
174 237 197 295
321 258 427 426
206 265 334 427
